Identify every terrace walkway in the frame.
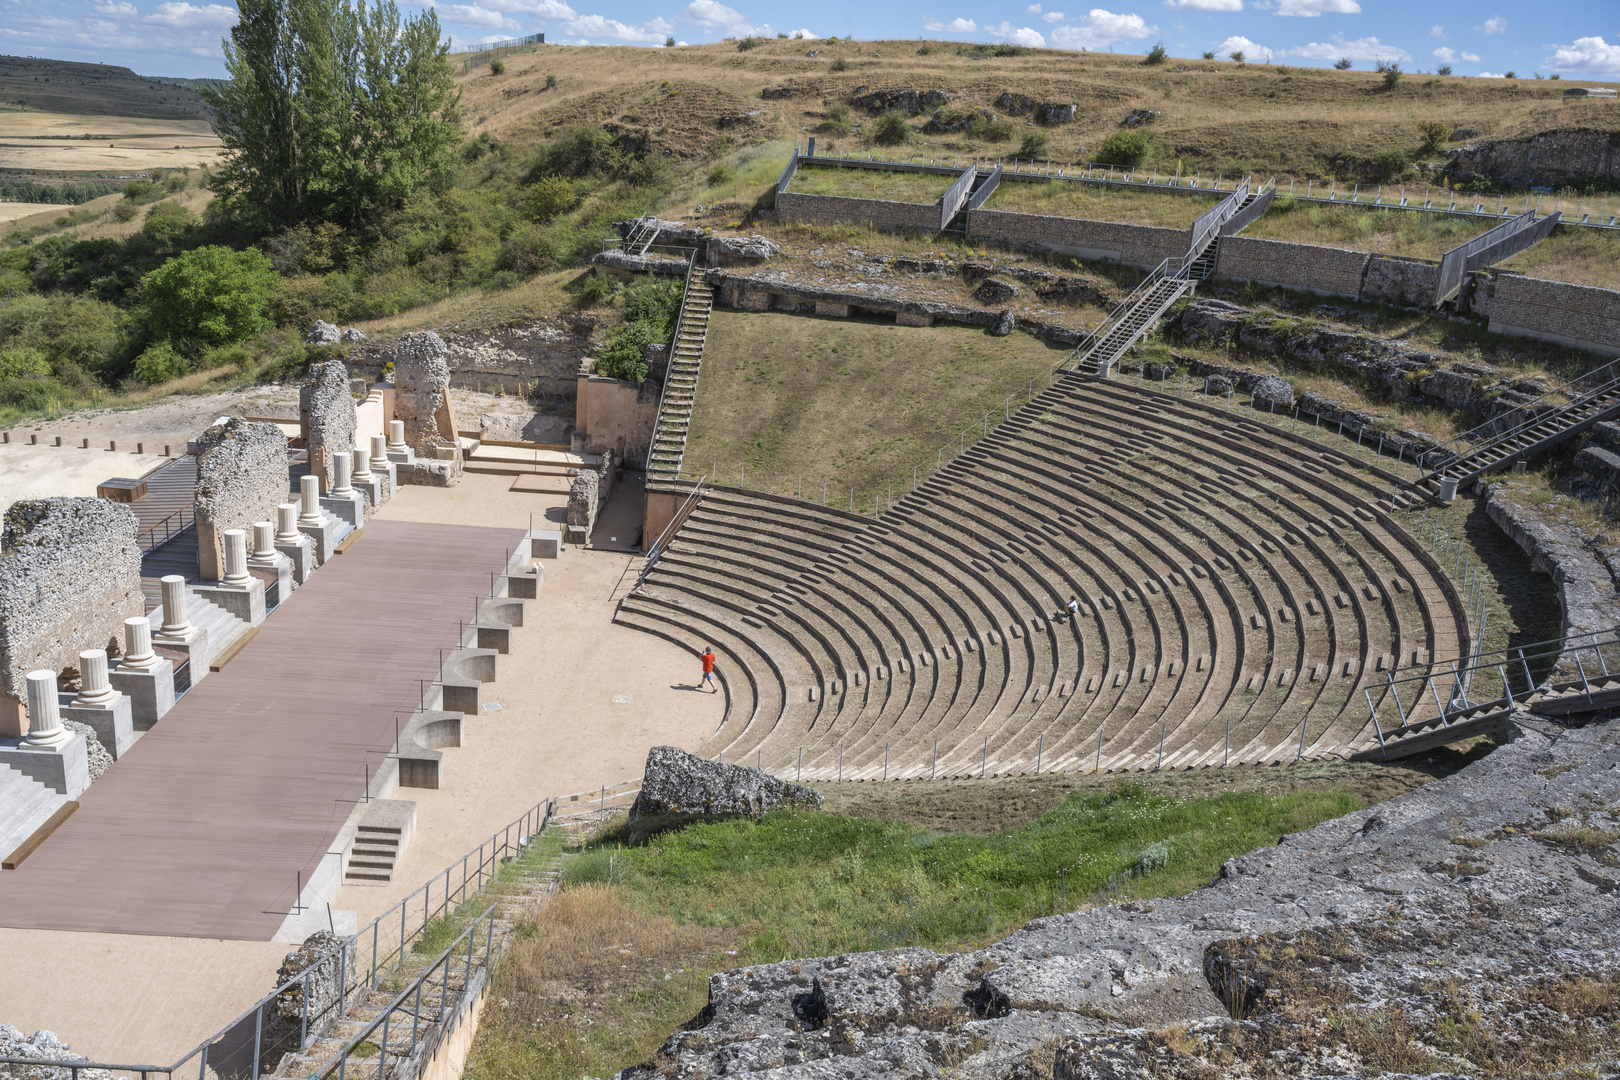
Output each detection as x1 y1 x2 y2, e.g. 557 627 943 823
0 518 524 941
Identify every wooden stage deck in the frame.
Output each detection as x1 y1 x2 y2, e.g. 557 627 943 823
0 519 526 940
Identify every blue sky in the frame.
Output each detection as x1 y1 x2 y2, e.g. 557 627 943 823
3 0 1616 81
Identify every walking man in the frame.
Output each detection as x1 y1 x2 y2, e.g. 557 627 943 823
701 646 717 692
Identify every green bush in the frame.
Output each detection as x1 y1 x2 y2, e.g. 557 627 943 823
133 339 190 384
489 59 505 75
1373 146 1409 179
595 320 656 382
820 104 852 135
736 36 760 51
525 175 580 222
1095 129 1151 167
113 201 139 223
1019 131 1051 158
829 56 849 72
707 162 736 186
623 275 681 332
1418 120 1449 151
872 111 911 145
967 113 1013 142
1376 60 1402 90
1144 41 1167 65
201 342 254 371
142 245 279 346
576 273 622 307
0 345 51 380
1334 57 1352 70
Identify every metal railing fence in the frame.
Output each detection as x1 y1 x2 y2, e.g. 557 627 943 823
137 505 195 555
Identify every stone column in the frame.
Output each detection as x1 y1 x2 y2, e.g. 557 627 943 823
74 650 117 708
222 528 252 587
299 474 323 526
386 420 408 454
25 670 70 748
370 435 389 472
122 617 159 672
250 521 277 565
275 503 301 545
330 451 355 497
351 443 374 482
160 574 192 636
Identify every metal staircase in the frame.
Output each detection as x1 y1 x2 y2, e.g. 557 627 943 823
646 263 713 484
1409 357 1620 499
1074 178 1266 375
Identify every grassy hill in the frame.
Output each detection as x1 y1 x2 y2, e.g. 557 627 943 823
0 56 213 120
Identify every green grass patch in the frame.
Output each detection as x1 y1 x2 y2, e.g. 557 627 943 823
786 164 956 204
1495 223 1620 292
1241 198 1496 258
983 179 1219 227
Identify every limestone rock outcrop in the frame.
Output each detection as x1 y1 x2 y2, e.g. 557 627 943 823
0 1024 117 1080
1447 129 1620 190
305 320 341 345
628 745 824 821
851 88 951 115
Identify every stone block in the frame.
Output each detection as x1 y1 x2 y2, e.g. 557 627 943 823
628 745 822 821
475 623 511 654
505 566 543 599
250 555 294 606
298 518 340 565
320 493 365 529
194 580 267 627
531 530 563 559
353 478 387 513
0 732 90 798
895 311 933 327
61 695 134 760
439 678 482 715
385 447 417 466
109 658 175 730
152 627 210 686
276 536 315 585
815 301 851 317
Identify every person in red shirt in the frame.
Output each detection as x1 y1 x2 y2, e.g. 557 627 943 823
701 647 716 691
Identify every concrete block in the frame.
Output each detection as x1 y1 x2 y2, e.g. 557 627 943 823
276 536 315 585
0 733 90 798
354 478 387 513
439 678 482 715
109 658 175 730
152 628 210 687
386 447 417 466
530 530 563 559
815 301 851 317
320 492 365 529
479 597 525 627
250 555 294 607
194 580 267 627
298 517 340 565
505 566 543 599
475 623 511 654
61 695 134 760
396 710 462 789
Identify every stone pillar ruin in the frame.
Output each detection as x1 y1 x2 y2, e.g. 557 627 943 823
1 669 91 797
391 332 463 486
351 438 390 515
197 526 267 626
222 529 252 587
350 446 373 482
63 648 135 760
319 452 364 529
298 475 324 526
158 575 191 637
73 650 116 708
300 358 358 494
386 420 410 458
192 419 290 583
110 615 175 731
329 448 352 497
120 617 158 673
297 474 341 565
371 434 391 471
152 574 209 685
250 522 277 564
24 670 69 748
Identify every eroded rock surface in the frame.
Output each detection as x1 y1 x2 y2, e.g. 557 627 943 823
629 744 824 821
628 721 1620 1077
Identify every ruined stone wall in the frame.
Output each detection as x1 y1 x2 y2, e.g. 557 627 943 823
564 471 599 546
0 498 141 708
393 332 458 453
774 191 940 233
299 359 355 492
1359 254 1440 308
967 209 1186 269
1485 273 1620 358
1213 236 1371 298
194 419 291 581
349 319 595 403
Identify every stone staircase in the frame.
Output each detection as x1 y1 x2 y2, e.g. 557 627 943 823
273 852 562 1080
0 765 70 870
140 578 253 665
344 824 405 883
647 274 715 484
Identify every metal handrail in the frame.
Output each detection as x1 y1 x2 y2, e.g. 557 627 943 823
1070 257 1180 370
1423 359 1620 480
1189 176 1250 255
137 504 195 555
646 257 701 476
628 478 708 604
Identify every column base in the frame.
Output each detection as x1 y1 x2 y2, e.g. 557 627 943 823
297 517 340 565
0 733 90 798
249 553 294 607
194 578 267 626
153 626 211 687
109 658 176 730
386 448 416 466
320 492 366 528
353 477 388 514
275 536 315 584
61 694 134 760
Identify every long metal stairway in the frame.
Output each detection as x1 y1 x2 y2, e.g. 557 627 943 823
646 267 714 484
1409 358 1620 500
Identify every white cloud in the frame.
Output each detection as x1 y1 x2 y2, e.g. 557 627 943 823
1462 50 1479 62
475 0 577 15
680 0 747 29
1042 10 1065 21
1481 15 1505 35
145 2 237 27
1476 70 1505 78
784 28 817 38
562 13 672 41
1429 24 1443 37
433 3 514 28
1285 34 1409 62
923 16 978 31
1027 2 1041 10
1213 33 1271 60
1546 35 1620 75
1166 0 1243 10
1432 46 1454 61
93 1 138 17
1050 8 1156 50
984 21 1046 47
1275 0 1359 16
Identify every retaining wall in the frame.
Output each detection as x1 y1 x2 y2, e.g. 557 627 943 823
967 209 1186 269
0 498 142 733
1213 237 1371 298
194 419 292 581
576 373 657 467
1360 254 1441 309
1484 274 1620 358
774 191 940 233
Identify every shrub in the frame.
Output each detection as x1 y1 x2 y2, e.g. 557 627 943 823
707 162 736 186
200 342 254 371
595 320 654 382
993 45 1029 57
1334 57 1352 70
545 74 557 89
525 175 580 222
489 59 505 76
1373 146 1409 179
736 36 760 51
967 112 1014 142
1201 51 1214 60
1437 63 1453 77
113 201 139 223
872 110 911 145
664 36 675 47
1095 129 1151 167
1229 50 1245 64
0 345 51 380
530 125 625 180
1418 121 1449 151
829 56 849 72
1018 131 1051 158
622 275 681 333
576 273 621 307
1504 71 1515 79
141 245 278 346
133 339 190 384
1144 41 1167 65
1376 60 1402 89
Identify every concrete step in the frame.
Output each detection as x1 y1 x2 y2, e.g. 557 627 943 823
0 765 70 868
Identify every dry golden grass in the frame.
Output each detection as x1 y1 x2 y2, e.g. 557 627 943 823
0 140 221 171
452 40 1618 184
0 201 66 223
1496 224 1620 292
0 109 216 139
985 178 1217 227
351 268 586 336
787 164 955 203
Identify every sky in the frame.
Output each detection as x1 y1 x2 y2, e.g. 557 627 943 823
2 0 1617 83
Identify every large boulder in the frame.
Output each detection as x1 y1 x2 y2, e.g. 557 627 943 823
629 745 824 821
708 234 780 266
1251 375 1294 407
305 320 341 345
973 278 1019 305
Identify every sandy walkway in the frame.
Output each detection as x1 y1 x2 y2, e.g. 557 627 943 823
0 443 167 517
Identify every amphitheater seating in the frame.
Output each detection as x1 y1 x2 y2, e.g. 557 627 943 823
617 372 1469 780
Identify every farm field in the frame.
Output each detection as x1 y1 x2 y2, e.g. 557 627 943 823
0 140 222 172
0 202 64 223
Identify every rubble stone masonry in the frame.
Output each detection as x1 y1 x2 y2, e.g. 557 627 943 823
194 419 291 581
1214 236 1371 298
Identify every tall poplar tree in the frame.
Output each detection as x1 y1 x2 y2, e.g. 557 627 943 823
204 0 461 231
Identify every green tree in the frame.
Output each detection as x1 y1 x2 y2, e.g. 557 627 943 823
205 0 462 230
1095 129 1151 167
141 246 279 346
